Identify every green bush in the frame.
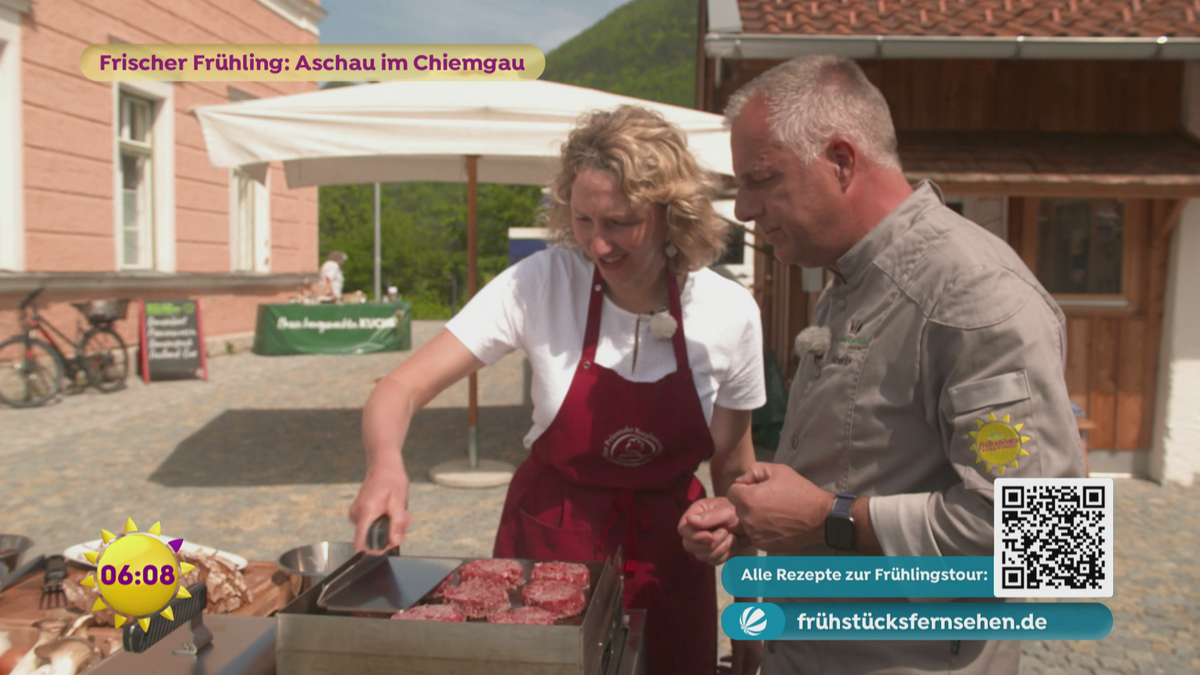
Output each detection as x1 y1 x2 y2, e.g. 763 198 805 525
408 290 455 320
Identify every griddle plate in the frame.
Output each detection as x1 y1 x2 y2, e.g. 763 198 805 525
318 556 463 614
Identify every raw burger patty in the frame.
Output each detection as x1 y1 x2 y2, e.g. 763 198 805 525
391 604 466 622
531 562 590 588
425 574 455 601
459 559 525 588
444 578 510 618
521 580 586 619
487 606 557 625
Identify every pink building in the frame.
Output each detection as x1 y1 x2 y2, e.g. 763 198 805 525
0 0 324 353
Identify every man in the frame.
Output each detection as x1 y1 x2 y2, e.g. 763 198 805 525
679 54 1085 674
318 250 348 302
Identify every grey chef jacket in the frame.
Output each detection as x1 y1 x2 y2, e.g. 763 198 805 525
762 181 1086 675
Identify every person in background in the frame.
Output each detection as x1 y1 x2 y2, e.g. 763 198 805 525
351 106 767 675
680 54 1085 675
318 250 347 302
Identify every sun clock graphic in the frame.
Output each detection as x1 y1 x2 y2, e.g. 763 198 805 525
78 519 196 633
969 412 1031 475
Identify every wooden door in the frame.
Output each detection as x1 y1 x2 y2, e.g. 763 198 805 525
1009 197 1172 451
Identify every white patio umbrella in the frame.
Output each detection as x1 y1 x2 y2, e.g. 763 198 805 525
194 80 734 485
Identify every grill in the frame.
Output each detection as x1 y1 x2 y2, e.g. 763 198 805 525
275 553 643 675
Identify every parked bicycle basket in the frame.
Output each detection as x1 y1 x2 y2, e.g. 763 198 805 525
71 299 130 324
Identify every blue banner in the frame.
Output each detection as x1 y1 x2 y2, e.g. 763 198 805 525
722 556 994 598
721 602 1112 641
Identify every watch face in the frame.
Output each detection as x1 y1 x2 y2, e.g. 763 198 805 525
825 515 856 550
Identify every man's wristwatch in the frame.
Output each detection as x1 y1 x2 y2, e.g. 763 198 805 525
824 492 857 550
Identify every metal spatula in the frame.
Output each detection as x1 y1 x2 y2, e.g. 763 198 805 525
315 515 393 611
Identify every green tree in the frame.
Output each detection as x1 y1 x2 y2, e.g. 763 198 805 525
319 183 542 319
319 0 699 317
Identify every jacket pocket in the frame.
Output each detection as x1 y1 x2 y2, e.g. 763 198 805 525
949 370 1031 415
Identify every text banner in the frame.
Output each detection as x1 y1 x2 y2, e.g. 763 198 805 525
722 602 1113 641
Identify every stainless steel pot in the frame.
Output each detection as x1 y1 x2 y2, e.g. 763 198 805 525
277 541 357 595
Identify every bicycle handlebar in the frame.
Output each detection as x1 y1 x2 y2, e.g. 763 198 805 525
18 287 43 310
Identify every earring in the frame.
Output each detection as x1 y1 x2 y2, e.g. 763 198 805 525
665 242 678 257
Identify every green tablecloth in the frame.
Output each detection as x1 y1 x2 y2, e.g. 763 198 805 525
252 301 412 355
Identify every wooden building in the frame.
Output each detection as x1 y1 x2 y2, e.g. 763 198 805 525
697 0 1200 483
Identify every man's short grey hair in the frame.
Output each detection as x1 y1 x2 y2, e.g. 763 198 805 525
724 54 902 171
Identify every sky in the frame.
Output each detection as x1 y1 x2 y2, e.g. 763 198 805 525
317 0 632 53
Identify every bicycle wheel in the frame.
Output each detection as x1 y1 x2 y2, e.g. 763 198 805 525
0 336 64 407
82 327 129 392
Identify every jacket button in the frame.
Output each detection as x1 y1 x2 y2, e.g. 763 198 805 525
583 361 591 369
791 434 799 449
835 298 847 311
812 366 821 379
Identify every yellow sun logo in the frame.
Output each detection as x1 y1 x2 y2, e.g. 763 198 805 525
79 518 196 632
968 412 1031 474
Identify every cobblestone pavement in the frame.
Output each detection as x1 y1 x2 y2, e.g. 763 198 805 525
1 320 1196 674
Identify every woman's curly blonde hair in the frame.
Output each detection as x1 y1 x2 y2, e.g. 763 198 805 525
545 105 727 273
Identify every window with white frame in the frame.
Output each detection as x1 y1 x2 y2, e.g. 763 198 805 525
118 94 154 269
231 168 255 270
0 5 24 271
227 87 269 272
230 167 269 271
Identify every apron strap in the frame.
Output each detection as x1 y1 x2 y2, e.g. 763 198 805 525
665 270 689 373
584 266 690 373
582 266 606 362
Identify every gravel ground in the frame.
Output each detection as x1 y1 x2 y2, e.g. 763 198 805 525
1 319 1195 673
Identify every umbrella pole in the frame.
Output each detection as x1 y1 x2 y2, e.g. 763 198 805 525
467 156 479 469
374 183 381 301
429 155 514 489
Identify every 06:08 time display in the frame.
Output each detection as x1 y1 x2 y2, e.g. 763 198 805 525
99 563 176 586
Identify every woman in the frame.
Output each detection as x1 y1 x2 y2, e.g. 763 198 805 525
350 105 765 675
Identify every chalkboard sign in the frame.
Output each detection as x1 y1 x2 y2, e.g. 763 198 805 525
139 299 209 382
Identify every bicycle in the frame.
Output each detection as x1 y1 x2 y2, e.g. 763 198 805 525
0 288 131 408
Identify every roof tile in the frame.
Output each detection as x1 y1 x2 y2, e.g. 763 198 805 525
733 0 1200 37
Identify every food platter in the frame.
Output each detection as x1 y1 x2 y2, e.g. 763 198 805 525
63 537 248 571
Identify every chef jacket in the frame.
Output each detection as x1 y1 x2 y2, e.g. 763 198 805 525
763 181 1086 675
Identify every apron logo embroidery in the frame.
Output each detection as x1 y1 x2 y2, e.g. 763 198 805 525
969 412 1032 475
603 427 663 467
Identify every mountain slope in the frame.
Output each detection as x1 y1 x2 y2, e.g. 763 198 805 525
542 0 698 108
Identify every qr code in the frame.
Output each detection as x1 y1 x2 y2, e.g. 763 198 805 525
993 478 1114 598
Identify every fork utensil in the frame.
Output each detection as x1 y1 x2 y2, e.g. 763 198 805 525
39 554 67 609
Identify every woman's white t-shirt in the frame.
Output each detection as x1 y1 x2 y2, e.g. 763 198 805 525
446 247 767 450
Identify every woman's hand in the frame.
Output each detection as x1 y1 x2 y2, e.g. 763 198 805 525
353 330 486 554
349 466 411 552
679 497 746 565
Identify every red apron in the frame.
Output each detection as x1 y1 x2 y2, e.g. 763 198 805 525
494 267 717 675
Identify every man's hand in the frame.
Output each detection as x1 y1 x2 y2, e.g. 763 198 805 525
678 497 748 565
726 463 834 552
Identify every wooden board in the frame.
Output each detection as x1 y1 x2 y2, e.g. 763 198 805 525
0 560 291 627
864 60 1183 134
1116 318 1147 450
1139 200 1175 449
1066 317 1092 409
0 560 290 671
1089 318 1120 450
